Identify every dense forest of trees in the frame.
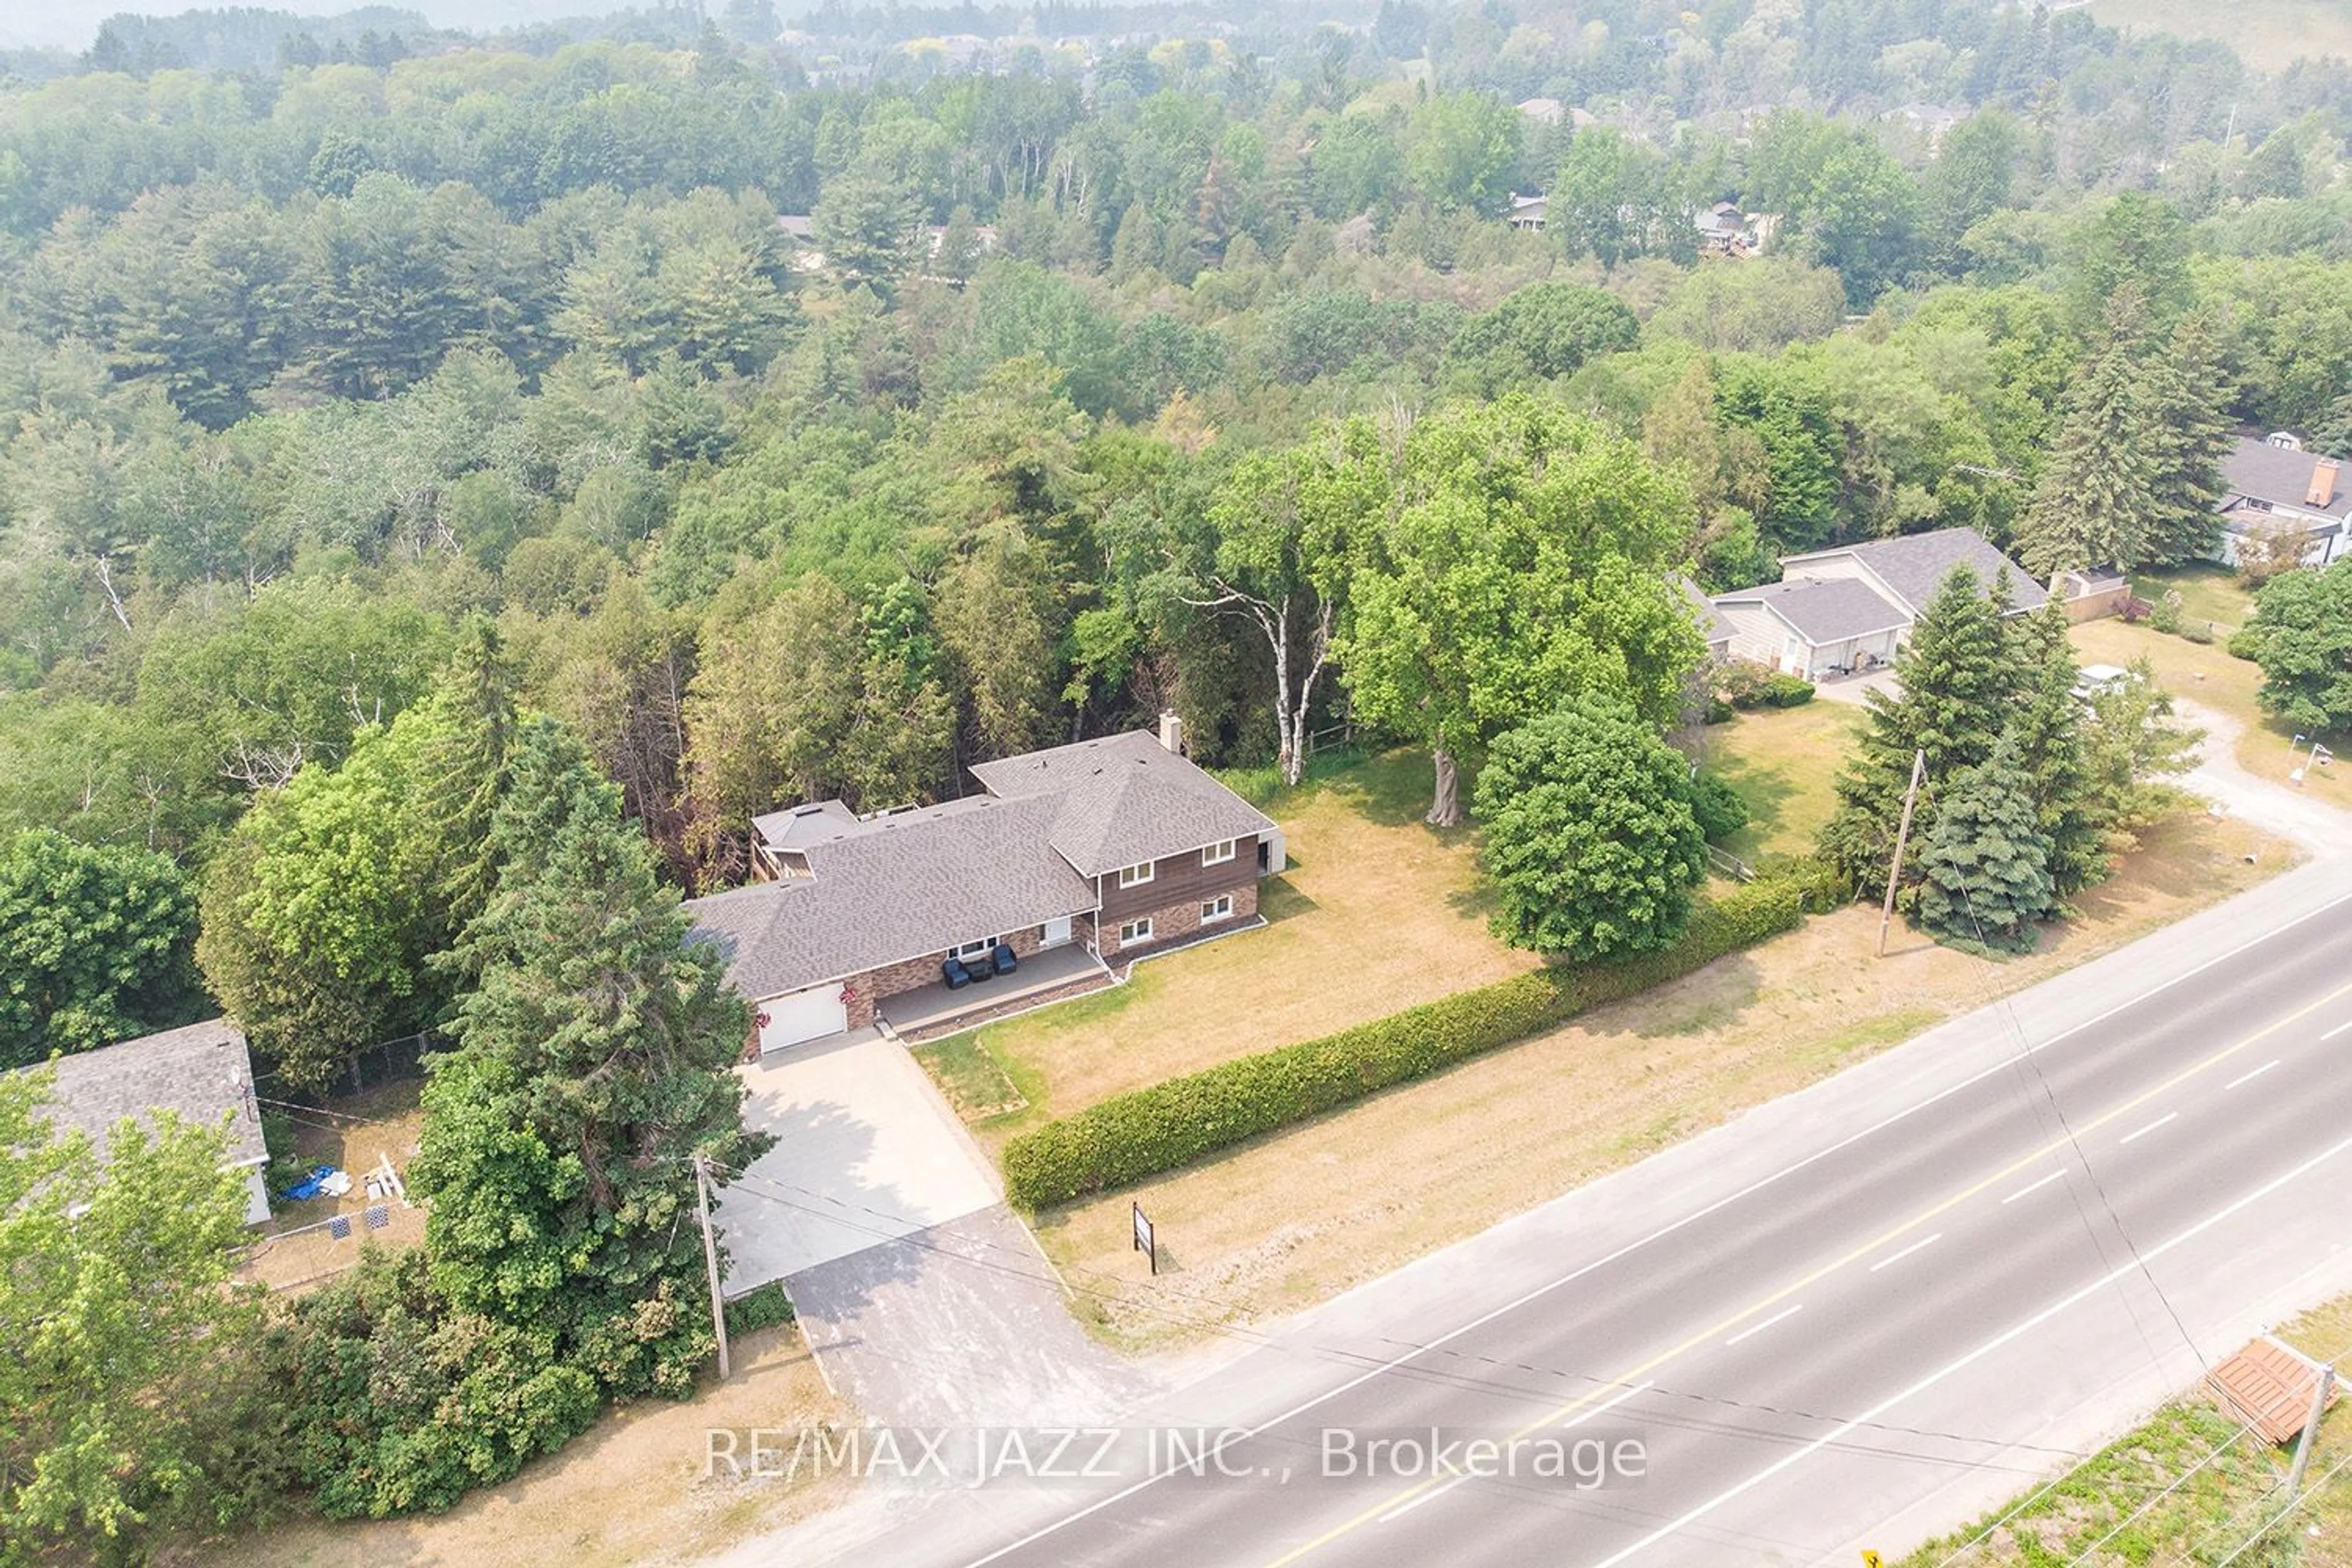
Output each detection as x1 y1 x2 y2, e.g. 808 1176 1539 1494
0 0 2340 1025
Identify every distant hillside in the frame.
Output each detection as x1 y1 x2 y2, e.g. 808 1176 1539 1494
2090 0 2352 70
0 0 592 50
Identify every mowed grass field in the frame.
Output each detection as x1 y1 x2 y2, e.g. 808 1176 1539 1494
2091 0 2352 70
1035 809 2289 1351
1701 699 1865 864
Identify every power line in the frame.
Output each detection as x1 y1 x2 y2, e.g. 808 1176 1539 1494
2209 1442 2352 1567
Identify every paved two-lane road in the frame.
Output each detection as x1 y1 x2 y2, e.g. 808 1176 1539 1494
741 861 2352 1568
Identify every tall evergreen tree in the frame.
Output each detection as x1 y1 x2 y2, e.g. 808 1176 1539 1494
2138 313 2233 567
2015 295 2231 575
2015 333 2163 575
1915 736 2057 953
2004 601 2108 895
412 718 770 1399
1819 564 2015 897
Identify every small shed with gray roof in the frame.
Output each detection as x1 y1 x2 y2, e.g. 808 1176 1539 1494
24 1019 271 1225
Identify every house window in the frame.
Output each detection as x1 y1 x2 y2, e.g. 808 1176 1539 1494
1201 895 1234 924
953 935 997 961
1116 861 1155 889
1201 839 1236 867
1118 918 1155 946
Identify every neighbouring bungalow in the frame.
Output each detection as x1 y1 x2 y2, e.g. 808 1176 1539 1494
1709 526 2046 682
22 1019 272 1225
685 717 1281 1054
2212 432 2350 571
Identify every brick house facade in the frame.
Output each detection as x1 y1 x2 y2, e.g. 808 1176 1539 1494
688 723 1282 1054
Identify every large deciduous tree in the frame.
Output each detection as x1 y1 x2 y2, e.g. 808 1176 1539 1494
0 1071 263 1558
0 829 201 1069
1473 697 1706 960
1339 396 1702 824
2245 556 2352 733
196 654 513 1091
1184 428 1368 786
412 718 770 1398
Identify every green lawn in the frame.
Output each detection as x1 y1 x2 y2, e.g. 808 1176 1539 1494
1700 701 1864 864
2130 562 2256 638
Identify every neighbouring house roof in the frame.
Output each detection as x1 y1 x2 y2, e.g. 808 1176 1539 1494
971 729 1278 878
1781 527 2048 617
2220 435 2350 525
26 1019 267 1170
1713 577 1912 647
1675 575 1735 648
689 793 1098 998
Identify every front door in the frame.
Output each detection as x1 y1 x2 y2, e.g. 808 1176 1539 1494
1040 916 1073 948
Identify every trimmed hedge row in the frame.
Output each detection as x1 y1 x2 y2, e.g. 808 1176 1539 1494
1001 872 1833 1210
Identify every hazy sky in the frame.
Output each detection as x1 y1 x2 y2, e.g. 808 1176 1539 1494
0 0 596 50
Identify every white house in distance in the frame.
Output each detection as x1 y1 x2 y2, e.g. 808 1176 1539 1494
2213 432 2349 570
24 1019 273 1226
1708 526 2047 681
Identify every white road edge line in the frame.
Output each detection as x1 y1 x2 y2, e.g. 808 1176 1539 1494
951 887 2352 1568
1378 1378 1664 1525
1724 1304 1803 1347
2321 1019 2352 1042
2226 1059 2282 1090
1562 1379 1657 1431
2002 1170 2065 1204
1867 1233 1943 1273
2120 1111 2180 1145
1581 1129 2352 1568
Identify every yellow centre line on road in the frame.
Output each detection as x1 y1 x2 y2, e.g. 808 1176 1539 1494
1259 976 2352 1567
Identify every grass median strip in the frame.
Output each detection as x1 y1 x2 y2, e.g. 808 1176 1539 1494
1002 873 1831 1210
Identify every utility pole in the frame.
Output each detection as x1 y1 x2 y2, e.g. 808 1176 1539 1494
693 1151 731 1379
1877 750 1927 958
2288 1362 2336 1494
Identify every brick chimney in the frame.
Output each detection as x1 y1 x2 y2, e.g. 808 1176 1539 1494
1158 710 1184 755
2309 457 2340 510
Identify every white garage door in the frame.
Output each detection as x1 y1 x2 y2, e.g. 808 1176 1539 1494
758 986 849 1054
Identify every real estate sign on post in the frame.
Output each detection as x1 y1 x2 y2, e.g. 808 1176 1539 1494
1133 1201 1156 1275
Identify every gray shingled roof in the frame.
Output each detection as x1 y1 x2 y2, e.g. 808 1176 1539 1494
752 798 860 851
1675 575 1735 647
968 729 1279 877
687 793 1099 998
2222 437 2351 521
25 1020 267 1169
1714 577 1910 645
1784 527 2046 616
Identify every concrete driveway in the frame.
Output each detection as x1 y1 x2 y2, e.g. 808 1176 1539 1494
725 1028 1000 1287
721 1029 1142 1430
1811 665 1901 706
